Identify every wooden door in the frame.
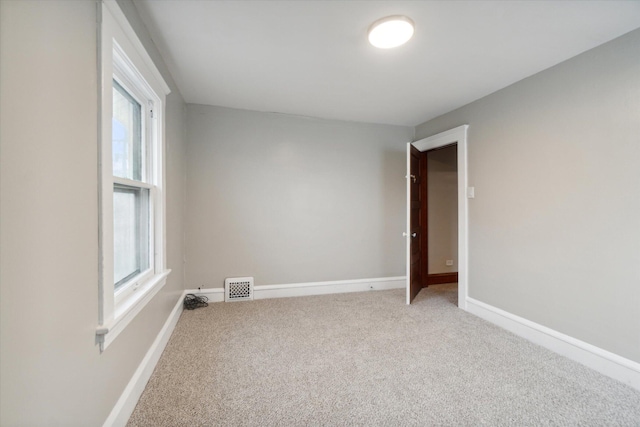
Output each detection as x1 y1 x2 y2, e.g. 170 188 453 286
407 144 423 303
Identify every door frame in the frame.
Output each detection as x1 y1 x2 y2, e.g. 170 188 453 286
406 125 469 309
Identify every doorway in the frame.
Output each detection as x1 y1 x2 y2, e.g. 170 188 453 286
425 144 458 287
405 125 469 308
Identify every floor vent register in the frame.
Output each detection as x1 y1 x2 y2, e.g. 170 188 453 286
224 277 254 302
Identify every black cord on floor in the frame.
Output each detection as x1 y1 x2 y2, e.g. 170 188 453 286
183 293 208 310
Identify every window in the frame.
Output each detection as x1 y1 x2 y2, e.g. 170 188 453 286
97 0 171 352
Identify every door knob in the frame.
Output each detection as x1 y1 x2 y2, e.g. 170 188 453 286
411 232 417 238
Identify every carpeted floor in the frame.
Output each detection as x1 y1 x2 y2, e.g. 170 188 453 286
127 284 640 426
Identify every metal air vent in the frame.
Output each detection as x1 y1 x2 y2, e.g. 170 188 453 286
225 277 254 302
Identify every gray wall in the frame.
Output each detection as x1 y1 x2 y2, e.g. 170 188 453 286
427 146 458 274
0 1 187 425
415 29 640 363
186 105 413 287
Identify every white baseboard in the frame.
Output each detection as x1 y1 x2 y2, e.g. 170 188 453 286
187 276 406 302
103 292 185 427
466 297 640 391
185 287 225 302
254 276 405 299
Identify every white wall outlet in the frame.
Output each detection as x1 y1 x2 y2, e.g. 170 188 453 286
446 260 454 266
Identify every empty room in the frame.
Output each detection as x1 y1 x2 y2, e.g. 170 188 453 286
1 0 640 425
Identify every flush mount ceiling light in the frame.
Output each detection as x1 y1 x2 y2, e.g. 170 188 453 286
368 15 415 49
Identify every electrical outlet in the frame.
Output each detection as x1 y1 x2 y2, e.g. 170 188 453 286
446 260 453 266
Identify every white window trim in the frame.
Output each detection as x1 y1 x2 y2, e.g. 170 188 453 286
97 0 171 352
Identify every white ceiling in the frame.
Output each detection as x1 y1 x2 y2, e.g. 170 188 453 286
133 0 640 127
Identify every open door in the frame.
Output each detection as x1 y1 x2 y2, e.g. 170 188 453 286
406 125 469 308
406 143 423 304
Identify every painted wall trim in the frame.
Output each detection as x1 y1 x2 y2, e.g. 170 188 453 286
103 292 185 427
255 276 405 299
186 287 225 303
466 297 640 391
188 276 406 302
102 0 170 95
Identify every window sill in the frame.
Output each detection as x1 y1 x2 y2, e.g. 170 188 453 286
96 269 171 352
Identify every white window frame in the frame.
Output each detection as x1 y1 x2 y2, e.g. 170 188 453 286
97 0 171 352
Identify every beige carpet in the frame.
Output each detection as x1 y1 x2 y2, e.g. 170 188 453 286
128 284 640 426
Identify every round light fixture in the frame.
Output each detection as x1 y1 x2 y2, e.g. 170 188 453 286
368 15 414 49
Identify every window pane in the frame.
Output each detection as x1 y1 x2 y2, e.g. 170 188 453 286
114 185 150 289
112 80 143 181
